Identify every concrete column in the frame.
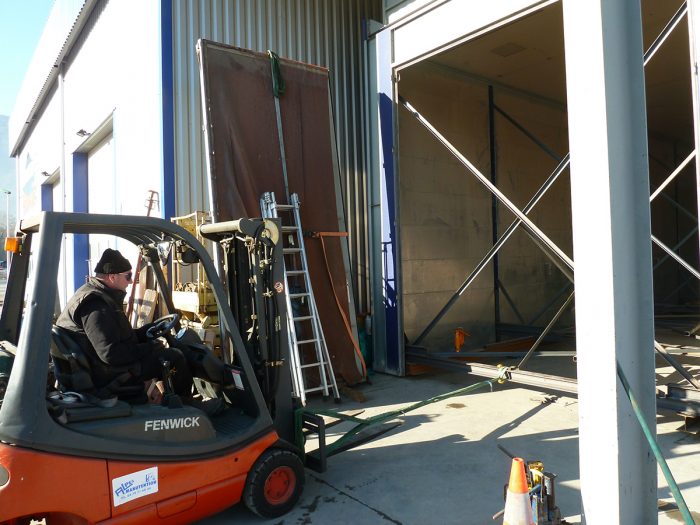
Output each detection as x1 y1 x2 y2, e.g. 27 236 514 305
562 1 657 523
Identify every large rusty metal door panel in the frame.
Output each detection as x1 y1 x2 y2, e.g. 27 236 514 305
197 40 363 385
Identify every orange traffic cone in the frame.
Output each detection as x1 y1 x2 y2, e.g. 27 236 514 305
503 457 534 525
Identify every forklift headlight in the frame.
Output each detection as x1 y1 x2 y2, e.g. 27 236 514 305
0 463 8 487
4 237 20 253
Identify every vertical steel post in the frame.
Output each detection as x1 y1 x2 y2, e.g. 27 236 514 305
488 86 501 340
563 0 656 522
688 0 700 271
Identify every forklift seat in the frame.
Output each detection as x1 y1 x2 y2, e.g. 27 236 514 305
50 325 144 402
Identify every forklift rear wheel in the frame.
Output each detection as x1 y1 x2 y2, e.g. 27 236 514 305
243 448 305 518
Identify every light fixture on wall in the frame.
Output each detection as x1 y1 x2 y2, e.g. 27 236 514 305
76 129 91 137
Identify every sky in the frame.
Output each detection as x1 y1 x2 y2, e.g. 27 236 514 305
0 0 55 117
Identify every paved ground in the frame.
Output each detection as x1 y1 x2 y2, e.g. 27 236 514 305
198 362 700 524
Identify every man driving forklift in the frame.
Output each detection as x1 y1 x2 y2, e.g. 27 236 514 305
55 248 218 413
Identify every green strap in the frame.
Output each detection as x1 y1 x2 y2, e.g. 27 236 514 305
267 50 285 98
617 362 694 525
295 366 510 457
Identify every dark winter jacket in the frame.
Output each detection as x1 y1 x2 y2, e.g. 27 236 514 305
56 277 153 387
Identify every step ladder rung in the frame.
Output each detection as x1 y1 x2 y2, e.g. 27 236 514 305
283 248 302 253
304 386 327 394
293 315 314 321
282 226 297 232
289 292 310 298
274 204 295 210
297 338 319 345
301 362 324 369
286 270 306 276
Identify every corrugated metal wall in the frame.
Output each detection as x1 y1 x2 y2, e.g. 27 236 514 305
172 0 382 312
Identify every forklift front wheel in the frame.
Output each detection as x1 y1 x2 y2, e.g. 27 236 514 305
243 448 305 518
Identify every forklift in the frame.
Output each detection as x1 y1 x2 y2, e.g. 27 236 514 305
0 211 305 524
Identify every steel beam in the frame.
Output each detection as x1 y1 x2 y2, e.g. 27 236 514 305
516 291 575 370
649 150 695 202
405 348 578 394
399 97 575 274
527 283 573 326
651 235 700 280
563 0 656 521
687 1 700 270
497 279 526 325
644 1 688 66
493 104 561 163
653 227 698 271
488 87 502 337
654 341 700 389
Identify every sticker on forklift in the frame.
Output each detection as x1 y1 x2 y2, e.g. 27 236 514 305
274 281 284 293
112 466 158 507
231 369 245 390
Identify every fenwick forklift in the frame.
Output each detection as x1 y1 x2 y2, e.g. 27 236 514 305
0 211 308 523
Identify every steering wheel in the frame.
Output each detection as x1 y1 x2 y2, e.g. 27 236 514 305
146 313 181 340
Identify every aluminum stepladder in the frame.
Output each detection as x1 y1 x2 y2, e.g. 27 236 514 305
261 191 341 405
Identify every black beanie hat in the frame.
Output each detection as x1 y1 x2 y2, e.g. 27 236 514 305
94 248 132 274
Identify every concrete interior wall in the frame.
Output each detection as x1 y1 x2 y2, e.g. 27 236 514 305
490 91 571 329
398 64 572 351
397 67 495 350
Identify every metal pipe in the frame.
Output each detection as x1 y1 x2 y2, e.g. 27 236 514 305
405 349 579 394
528 283 573 326
653 227 698 271
519 227 575 282
660 191 698 222
651 235 700 280
654 341 700 389
430 350 576 358
643 1 688 66
617 362 695 525
399 97 575 273
488 86 502 338
649 150 696 202
517 291 575 370
412 153 570 345
494 104 561 162
497 279 526 325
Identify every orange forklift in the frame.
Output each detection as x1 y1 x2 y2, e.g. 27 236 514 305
0 211 305 524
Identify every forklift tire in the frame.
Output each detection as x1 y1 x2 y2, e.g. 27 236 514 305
243 448 305 518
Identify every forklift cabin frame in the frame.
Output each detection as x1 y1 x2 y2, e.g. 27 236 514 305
0 211 292 460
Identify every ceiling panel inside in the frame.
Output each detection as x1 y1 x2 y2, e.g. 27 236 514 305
419 0 690 144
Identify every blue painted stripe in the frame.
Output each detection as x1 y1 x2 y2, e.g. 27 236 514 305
40 184 53 212
72 152 89 288
376 29 401 374
160 0 175 220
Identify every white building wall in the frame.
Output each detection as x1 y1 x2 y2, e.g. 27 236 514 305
14 0 163 296
16 86 62 219
60 0 163 217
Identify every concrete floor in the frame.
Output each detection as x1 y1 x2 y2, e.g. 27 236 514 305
198 359 700 524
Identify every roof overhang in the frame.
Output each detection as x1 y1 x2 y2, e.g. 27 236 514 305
8 0 97 157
